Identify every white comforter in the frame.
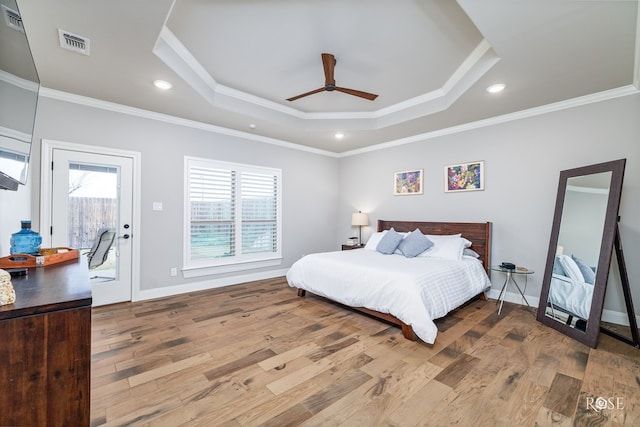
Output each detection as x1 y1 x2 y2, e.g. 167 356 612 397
548 273 593 320
286 250 491 343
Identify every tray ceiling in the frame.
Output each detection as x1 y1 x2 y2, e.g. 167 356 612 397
14 0 640 154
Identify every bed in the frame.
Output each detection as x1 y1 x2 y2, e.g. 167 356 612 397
286 220 492 343
547 274 593 321
545 254 595 327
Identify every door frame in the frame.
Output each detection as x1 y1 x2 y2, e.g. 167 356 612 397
40 139 142 302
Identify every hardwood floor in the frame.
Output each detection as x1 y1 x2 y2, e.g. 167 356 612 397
91 277 640 426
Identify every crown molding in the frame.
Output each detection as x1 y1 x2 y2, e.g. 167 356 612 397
338 85 640 157
567 185 609 195
0 70 39 92
154 26 497 131
38 87 338 158
0 125 31 143
38 84 639 160
153 27 305 119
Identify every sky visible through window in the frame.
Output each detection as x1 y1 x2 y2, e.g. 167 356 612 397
69 169 117 198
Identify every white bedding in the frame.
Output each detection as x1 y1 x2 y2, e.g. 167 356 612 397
548 273 593 320
286 249 491 343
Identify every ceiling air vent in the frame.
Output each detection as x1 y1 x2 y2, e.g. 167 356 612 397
2 4 24 32
58 29 90 55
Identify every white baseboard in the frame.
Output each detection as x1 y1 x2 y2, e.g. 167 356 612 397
135 268 289 302
486 287 540 308
485 288 639 326
600 308 639 327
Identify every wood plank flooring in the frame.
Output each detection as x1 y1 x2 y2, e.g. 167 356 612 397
91 277 640 426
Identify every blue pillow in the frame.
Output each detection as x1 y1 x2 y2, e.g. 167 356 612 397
376 228 404 255
463 248 480 258
398 228 433 258
552 256 565 275
572 254 596 285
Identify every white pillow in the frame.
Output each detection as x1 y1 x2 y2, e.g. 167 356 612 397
419 234 466 260
364 230 387 250
557 254 585 283
427 234 471 248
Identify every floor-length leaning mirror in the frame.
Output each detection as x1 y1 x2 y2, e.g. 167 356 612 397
536 159 636 348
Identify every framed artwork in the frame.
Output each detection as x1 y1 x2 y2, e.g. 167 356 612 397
394 169 423 195
444 161 484 192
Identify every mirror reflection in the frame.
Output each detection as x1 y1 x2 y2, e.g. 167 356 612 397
544 172 612 332
0 0 40 189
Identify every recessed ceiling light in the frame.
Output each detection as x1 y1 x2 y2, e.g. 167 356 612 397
486 83 506 93
335 132 344 140
249 123 256 129
153 79 173 90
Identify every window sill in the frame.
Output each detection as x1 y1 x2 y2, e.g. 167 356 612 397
182 257 282 279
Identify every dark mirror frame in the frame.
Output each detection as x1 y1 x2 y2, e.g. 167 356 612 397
536 159 626 348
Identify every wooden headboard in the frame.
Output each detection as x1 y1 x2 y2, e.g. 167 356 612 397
377 220 492 274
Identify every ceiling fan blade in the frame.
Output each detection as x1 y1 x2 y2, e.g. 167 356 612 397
287 53 377 102
321 53 336 86
286 87 325 102
335 87 378 101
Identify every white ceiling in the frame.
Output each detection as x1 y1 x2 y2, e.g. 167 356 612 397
15 0 640 154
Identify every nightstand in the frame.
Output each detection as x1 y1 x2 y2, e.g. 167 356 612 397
491 265 534 315
342 244 364 250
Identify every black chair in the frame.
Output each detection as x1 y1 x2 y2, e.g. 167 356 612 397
86 228 116 270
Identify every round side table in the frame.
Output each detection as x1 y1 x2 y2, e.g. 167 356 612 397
491 265 534 315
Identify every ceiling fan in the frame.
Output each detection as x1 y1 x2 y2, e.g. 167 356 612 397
287 53 378 102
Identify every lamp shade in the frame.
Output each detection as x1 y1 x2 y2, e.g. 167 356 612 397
351 212 369 226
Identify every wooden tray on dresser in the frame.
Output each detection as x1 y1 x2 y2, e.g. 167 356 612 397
0 248 79 269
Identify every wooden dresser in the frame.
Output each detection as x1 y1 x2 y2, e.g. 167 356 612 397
0 257 91 426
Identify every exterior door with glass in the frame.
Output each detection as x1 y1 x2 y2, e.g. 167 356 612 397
50 149 134 306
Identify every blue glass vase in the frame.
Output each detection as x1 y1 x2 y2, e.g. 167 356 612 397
10 220 42 255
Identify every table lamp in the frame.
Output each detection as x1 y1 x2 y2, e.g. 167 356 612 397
351 211 369 246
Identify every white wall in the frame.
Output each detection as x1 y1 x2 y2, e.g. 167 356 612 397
0 179 31 254
337 93 640 318
2 90 638 322
0 95 339 297
559 189 609 266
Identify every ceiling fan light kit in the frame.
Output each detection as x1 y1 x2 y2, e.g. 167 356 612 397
287 53 378 102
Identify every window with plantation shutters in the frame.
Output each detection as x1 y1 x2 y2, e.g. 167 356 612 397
241 172 278 254
189 167 236 260
184 157 282 276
